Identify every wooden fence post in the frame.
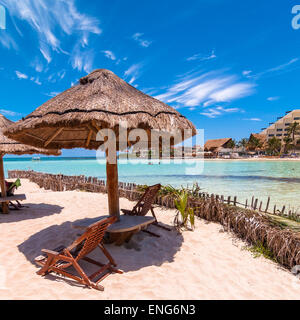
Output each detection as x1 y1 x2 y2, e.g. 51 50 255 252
265 197 270 213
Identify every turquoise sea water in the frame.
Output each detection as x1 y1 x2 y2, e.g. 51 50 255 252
3 157 300 211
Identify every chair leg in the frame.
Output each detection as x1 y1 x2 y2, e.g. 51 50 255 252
99 243 117 266
9 202 20 210
37 256 56 276
72 259 94 288
142 229 160 238
152 222 172 231
151 208 172 231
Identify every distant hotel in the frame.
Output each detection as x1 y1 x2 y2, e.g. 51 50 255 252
260 109 300 141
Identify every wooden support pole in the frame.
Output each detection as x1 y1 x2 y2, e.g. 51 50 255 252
87 124 98 135
259 201 262 212
0 155 9 214
106 150 120 220
92 120 101 132
245 199 248 209
86 129 93 147
44 128 64 147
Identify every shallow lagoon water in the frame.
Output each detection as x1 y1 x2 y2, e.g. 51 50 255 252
4 158 300 211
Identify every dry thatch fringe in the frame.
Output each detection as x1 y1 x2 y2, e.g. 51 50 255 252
0 114 60 155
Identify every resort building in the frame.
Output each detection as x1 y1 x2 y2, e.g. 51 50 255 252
260 109 300 141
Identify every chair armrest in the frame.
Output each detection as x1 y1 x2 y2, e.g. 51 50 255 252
41 249 60 256
121 209 133 215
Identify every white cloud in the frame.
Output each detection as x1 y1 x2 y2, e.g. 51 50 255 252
0 0 101 63
0 109 21 117
267 96 280 101
31 59 44 73
209 83 254 102
242 70 252 77
16 71 42 85
155 71 255 108
30 76 41 85
45 91 61 97
0 33 18 50
187 50 216 62
200 106 241 118
124 63 143 85
40 46 52 64
15 71 28 79
102 50 116 61
132 33 152 48
243 118 262 121
71 45 94 73
250 58 299 79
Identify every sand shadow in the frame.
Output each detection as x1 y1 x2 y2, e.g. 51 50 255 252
0 203 64 224
18 217 183 287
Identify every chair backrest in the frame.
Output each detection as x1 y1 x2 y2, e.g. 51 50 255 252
6 179 21 196
132 184 161 216
75 216 116 260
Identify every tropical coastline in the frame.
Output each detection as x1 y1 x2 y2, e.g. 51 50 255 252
0 0 300 304
3 157 300 212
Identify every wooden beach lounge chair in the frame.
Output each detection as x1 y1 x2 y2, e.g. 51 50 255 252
5 179 27 210
35 217 123 291
0 179 26 213
121 184 171 237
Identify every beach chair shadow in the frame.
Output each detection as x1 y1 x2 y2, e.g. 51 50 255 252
18 217 183 289
0 203 63 223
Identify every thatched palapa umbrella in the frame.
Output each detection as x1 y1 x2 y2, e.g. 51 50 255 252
0 114 61 213
5 69 196 219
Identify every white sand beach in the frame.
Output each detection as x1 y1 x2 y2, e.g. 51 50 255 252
0 179 299 300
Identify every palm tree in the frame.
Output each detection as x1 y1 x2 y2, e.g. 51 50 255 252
238 138 249 151
247 136 263 152
227 139 236 149
287 122 300 153
283 136 293 154
266 137 281 156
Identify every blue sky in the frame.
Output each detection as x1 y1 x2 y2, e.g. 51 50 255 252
0 0 300 156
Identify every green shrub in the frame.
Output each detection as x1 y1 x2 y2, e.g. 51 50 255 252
173 189 195 232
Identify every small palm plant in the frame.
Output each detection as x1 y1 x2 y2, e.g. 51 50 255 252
173 189 195 231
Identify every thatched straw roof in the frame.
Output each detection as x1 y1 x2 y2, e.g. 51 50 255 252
5 69 196 150
204 138 232 152
250 133 267 144
0 114 61 156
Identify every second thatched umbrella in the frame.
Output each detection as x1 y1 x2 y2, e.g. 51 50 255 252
5 69 196 219
0 114 61 213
